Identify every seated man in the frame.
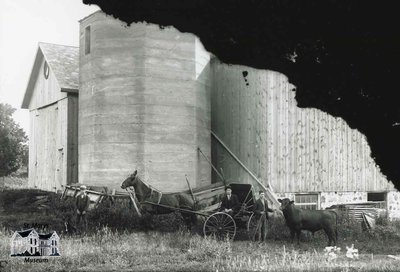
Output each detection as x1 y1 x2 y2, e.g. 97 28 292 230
219 185 240 216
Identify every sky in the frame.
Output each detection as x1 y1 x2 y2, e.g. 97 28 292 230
0 0 99 138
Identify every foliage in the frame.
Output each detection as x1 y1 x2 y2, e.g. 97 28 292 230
2 188 400 271
88 198 142 231
0 189 74 233
0 103 28 177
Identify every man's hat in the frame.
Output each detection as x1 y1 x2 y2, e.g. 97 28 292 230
259 190 265 194
80 185 87 190
225 185 232 190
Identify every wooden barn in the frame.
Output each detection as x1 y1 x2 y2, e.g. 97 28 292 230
22 11 400 219
21 43 79 192
210 60 400 219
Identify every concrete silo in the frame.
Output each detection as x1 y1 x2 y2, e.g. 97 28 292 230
79 11 211 191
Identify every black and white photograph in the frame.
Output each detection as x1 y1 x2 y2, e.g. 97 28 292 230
1 1 400 271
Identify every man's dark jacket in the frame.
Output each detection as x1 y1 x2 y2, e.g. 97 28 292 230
219 194 240 212
254 198 274 219
76 193 90 213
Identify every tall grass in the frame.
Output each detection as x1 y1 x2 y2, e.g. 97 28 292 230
2 189 400 271
2 227 400 272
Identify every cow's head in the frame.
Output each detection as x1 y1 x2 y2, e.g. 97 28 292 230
278 198 294 211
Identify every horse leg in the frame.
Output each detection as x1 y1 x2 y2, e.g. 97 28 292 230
140 212 154 231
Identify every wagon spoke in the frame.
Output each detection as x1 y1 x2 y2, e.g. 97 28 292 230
209 215 221 225
223 227 235 232
223 220 235 227
205 228 217 234
204 212 236 241
222 215 231 226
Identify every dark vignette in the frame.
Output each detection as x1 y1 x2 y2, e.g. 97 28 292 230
82 0 400 190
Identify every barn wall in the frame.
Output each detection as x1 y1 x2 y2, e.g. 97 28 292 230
28 56 67 110
79 12 211 191
387 191 400 220
211 59 395 194
28 101 68 191
67 93 79 184
27 53 70 192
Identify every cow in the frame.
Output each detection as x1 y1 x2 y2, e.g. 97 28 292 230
278 198 338 246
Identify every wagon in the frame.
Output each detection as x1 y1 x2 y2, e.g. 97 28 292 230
62 182 263 241
61 184 139 211
200 183 258 240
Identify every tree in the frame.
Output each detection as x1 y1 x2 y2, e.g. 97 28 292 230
0 103 28 177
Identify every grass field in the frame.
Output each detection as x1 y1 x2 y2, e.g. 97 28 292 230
1 186 400 271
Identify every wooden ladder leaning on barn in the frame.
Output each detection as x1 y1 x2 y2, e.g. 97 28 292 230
209 131 280 208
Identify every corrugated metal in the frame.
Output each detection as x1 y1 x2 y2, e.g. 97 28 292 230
327 202 386 223
211 60 394 194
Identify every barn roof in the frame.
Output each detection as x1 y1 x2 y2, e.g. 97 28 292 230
21 42 79 109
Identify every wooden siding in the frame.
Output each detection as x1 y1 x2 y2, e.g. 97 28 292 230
27 51 77 191
28 57 67 110
211 59 394 193
79 12 211 191
29 101 68 191
67 94 79 184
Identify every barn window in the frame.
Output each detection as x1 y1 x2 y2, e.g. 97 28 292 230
44 61 50 79
85 26 91 55
295 193 319 210
367 192 386 208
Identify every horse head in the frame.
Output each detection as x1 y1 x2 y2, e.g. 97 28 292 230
121 170 138 190
120 170 151 203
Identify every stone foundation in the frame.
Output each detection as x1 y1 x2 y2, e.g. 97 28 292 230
387 191 400 220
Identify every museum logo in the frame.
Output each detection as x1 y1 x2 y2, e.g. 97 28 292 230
10 228 60 258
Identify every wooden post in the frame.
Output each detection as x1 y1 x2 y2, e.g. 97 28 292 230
126 189 142 217
185 175 196 205
211 131 280 208
197 147 226 185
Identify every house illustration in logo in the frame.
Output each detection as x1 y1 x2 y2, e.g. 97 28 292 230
10 228 60 257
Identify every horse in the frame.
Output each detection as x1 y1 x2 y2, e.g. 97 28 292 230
120 170 197 230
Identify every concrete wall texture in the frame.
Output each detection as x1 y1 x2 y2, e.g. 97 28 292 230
79 12 211 191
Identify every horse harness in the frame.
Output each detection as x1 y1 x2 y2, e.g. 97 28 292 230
128 181 163 205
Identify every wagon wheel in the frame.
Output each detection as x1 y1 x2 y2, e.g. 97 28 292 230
247 213 259 241
203 212 236 240
240 189 255 214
